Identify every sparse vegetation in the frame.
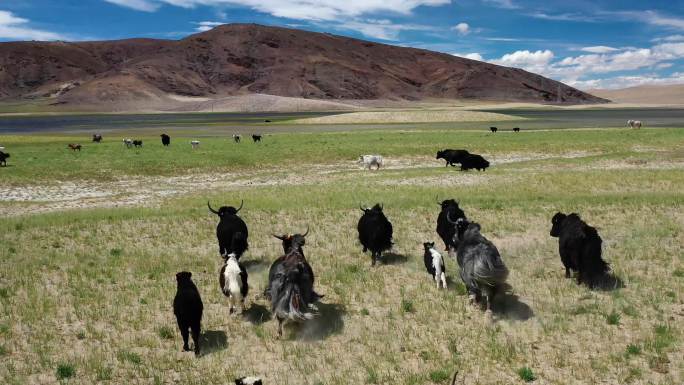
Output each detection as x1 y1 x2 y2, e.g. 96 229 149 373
1 125 682 384
517 367 536 382
428 369 451 383
55 363 75 380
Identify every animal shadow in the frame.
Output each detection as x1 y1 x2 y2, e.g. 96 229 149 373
296 303 346 341
243 303 272 325
381 252 409 265
242 258 268 273
199 330 228 356
491 284 534 321
592 273 625 291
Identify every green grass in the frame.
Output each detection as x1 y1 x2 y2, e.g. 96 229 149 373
1 127 682 185
55 363 75 380
606 311 621 325
1 125 683 384
625 344 641 357
517 367 536 382
428 369 451 383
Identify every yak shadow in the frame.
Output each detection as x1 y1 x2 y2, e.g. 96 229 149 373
381 252 409 265
199 330 228 356
295 303 346 341
243 303 272 325
242 258 269 273
592 273 625 292
490 284 534 321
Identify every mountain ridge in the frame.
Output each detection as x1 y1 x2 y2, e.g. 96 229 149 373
0 23 608 111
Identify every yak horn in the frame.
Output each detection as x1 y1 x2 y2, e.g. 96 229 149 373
359 205 366 212
436 195 441 205
302 226 310 237
272 234 286 240
207 201 219 214
236 199 244 213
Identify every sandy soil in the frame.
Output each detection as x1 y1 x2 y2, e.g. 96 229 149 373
292 110 525 124
0 151 613 216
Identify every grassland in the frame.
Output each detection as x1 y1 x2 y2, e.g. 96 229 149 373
0 124 683 384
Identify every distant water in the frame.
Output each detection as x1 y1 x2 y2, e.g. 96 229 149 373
1 108 683 134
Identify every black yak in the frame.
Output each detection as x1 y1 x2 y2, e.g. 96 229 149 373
460 154 489 171
266 231 320 337
513 127 520 132
550 212 609 287
436 198 467 251
0 151 9 167
92 134 102 143
173 271 203 356
252 134 262 143
436 149 470 167
208 200 249 259
358 204 393 266
220 253 248 315
454 219 509 313
161 134 171 146
133 140 143 147
423 242 447 289
490 127 498 133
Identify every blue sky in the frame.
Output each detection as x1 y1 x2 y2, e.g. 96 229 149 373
1 0 684 89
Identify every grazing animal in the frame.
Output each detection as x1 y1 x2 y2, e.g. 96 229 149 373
550 212 609 287
460 154 489 171
513 127 520 132
264 119 272 123
358 154 383 170
160 134 171 146
92 134 102 143
173 272 203 356
357 204 394 266
67 143 82 151
235 377 263 385
252 134 262 143
490 127 498 133
436 149 470 167
208 200 249 259
436 199 467 251
0 151 9 167
454 219 509 313
191 140 200 149
133 140 143 148
233 134 241 143
219 252 248 315
123 138 133 148
266 230 320 337
423 242 447 289
627 120 642 129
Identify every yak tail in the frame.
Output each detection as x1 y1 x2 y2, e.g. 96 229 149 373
286 293 316 321
473 255 509 287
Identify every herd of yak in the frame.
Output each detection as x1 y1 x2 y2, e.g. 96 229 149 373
173 198 611 359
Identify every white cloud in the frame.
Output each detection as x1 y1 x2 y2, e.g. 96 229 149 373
104 0 160 12
580 46 619 54
482 0 517 9
491 49 554 73
333 19 436 40
106 0 451 21
194 21 223 32
451 22 470 35
452 52 483 61
570 73 684 90
0 10 65 40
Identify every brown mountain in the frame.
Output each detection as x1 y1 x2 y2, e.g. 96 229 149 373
0 23 607 111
